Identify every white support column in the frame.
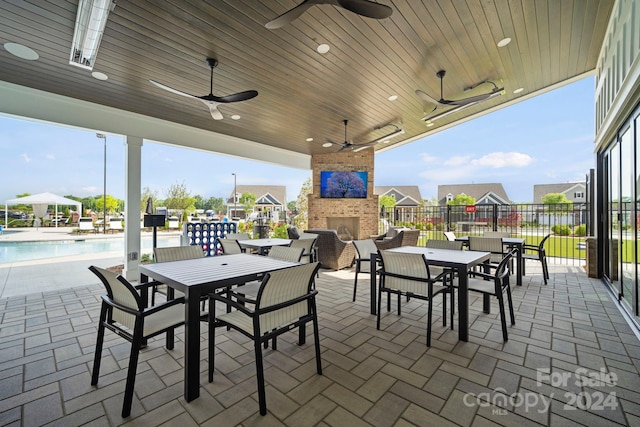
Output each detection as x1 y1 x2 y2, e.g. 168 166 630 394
123 136 143 281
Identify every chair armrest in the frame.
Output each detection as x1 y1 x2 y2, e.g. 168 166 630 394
468 270 494 280
211 292 255 316
143 296 186 315
134 280 164 290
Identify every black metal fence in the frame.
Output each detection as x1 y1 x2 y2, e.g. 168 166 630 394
381 203 590 266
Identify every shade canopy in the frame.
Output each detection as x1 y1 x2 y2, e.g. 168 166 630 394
5 192 82 227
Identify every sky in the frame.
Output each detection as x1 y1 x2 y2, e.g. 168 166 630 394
0 77 594 205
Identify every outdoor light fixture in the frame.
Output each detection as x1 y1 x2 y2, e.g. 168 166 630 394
96 133 107 234
70 0 114 70
371 127 405 144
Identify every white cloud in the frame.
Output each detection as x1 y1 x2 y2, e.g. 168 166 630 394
420 153 438 163
444 155 471 166
21 153 31 163
470 152 533 168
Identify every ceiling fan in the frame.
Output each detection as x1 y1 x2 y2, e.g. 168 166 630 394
415 69 504 108
323 119 403 152
149 58 258 120
265 0 393 29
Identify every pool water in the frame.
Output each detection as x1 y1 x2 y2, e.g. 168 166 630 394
0 236 181 263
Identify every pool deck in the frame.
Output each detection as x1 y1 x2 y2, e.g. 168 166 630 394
0 227 181 299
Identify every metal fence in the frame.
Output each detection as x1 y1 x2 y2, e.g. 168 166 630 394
381 203 590 266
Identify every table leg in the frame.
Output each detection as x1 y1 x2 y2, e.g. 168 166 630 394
457 265 469 342
184 288 202 402
370 253 377 315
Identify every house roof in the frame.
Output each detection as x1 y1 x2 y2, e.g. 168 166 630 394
533 182 586 203
229 185 286 206
374 186 423 206
438 183 509 204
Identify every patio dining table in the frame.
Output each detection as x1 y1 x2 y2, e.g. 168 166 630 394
370 246 491 342
237 238 292 255
139 253 299 402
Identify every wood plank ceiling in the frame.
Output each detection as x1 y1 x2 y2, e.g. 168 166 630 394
0 0 613 161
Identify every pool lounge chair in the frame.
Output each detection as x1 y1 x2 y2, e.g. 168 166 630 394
77 217 95 234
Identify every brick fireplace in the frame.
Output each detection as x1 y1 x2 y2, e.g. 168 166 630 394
307 150 378 240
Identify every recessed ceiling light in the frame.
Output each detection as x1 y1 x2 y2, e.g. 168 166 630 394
3 42 39 60
91 71 108 81
497 37 511 47
388 95 398 101
322 142 333 148
306 137 314 142
513 87 524 94
231 115 241 120
317 44 330 54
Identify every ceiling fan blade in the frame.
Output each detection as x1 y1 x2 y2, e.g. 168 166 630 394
200 100 224 120
265 0 320 29
211 90 259 103
415 89 443 106
445 88 504 106
337 0 393 19
149 79 196 99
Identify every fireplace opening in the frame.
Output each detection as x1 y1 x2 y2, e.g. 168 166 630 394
326 217 359 240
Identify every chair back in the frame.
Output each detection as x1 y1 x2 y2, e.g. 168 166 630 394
109 217 123 230
219 238 243 254
287 226 300 239
443 231 456 241
378 250 431 295
225 232 250 241
484 231 510 238
493 250 515 292
255 263 320 331
268 245 304 262
353 239 378 273
79 217 94 230
469 236 504 254
538 233 552 251
154 245 204 262
426 240 463 250
299 232 318 240
289 238 316 262
89 266 141 330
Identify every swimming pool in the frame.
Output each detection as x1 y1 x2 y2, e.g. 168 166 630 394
0 236 181 263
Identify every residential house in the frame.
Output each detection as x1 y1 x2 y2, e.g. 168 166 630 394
374 186 423 222
533 182 587 204
227 185 286 221
437 183 510 206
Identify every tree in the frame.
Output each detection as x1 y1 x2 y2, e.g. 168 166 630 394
205 196 226 214
95 195 120 215
541 193 571 205
239 192 256 216
379 194 396 210
447 193 476 205
324 172 366 198
294 177 312 230
542 192 573 212
164 182 195 220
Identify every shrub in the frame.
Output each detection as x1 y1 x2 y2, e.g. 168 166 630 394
574 224 587 236
424 222 434 231
551 224 571 236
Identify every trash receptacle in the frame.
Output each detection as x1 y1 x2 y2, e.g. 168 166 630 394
253 224 269 239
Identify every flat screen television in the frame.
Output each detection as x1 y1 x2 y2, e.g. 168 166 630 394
320 171 368 198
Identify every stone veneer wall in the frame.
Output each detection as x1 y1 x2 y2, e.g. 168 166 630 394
308 150 378 239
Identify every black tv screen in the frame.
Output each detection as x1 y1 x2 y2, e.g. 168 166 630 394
320 171 367 198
